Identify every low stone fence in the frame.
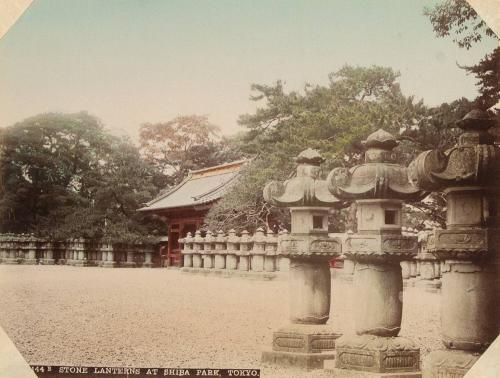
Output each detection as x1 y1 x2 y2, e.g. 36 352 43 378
181 228 445 287
0 234 155 268
180 228 290 274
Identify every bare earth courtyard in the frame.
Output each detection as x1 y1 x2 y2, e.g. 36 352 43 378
0 266 441 378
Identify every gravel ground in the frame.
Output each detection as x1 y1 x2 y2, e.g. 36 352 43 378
0 266 441 378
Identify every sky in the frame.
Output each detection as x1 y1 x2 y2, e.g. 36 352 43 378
0 0 498 138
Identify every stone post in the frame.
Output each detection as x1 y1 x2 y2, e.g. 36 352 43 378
124 246 136 268
98 243 106 266
74 238 89 267
192 230 204 269
276 230 290 272
202 231 215 269
181 232 193 268
225 229 239 270
328 129 424 377
55 241 65 265
238 230 252 271
401 261 411 279
143 246 154 268
23 235 37 265
65 239 75 265
414 232 441 291
250 228 266 272
41 240 55 265
101 242 116 268
3 234 18 264
16 235 26 263
0 235 5 263
214 230 227 270
264 229 277 272
261 149 343 369
408 110 500 377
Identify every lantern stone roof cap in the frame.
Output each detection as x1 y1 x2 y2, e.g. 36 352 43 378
362 129 398 150
456 109 495 131
295 148 325 165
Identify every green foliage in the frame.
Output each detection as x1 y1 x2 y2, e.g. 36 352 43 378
0 112 161 242
206 65 464 232
423 0 497 49
202 157 292 233
139 115 241 187
466 47 500 110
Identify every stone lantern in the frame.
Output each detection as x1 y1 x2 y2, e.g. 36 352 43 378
261 148 343 369
327 129 426 377
408 110 500 377
202 230 215 269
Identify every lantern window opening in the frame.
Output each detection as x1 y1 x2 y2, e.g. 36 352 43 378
313 215 325 230
384 210 398 225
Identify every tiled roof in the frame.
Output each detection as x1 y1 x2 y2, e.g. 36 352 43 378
138 160 248 212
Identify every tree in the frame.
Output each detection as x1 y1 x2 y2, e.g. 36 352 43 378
424 0 499 110
465 47 500 110
0 112 161 242
139 115 233 187
423 0 496 49
205 65 448 232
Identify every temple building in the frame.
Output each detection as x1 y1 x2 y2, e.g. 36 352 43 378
138 159 248 266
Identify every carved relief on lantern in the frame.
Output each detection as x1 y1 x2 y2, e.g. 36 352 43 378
408 109 500 260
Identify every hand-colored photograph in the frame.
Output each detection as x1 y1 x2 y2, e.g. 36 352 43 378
0 1 499 377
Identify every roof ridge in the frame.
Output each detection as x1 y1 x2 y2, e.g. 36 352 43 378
189 159 249 175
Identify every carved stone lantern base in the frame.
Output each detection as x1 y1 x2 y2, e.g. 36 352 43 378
423 349 479 378
331 335 421 377
261 324 340 370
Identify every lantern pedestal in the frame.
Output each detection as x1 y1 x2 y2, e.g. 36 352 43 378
262 324 340 370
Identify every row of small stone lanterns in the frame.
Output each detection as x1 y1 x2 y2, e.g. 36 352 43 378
260 110 499 378
0 235 154 268
180 229 290 273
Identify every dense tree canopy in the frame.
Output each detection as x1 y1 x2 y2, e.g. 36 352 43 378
204 65 471 232
139 115 240 187
0 112 162 242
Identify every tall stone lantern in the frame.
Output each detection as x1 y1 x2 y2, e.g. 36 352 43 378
327 129 426 377
408 110 500 377
261 148 343 370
